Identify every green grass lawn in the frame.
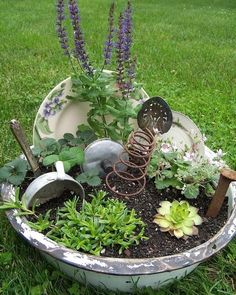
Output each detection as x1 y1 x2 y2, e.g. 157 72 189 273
0 0 235 294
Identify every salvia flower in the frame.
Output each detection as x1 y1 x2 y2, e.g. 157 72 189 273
56 0 70 56
122 0 132 61
116 13 126 87
103 2 115 65
68 0 93 75
126 56 136 95
116 1 136 98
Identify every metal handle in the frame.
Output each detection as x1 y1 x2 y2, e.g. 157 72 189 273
55 161 66 180
10 119 41 177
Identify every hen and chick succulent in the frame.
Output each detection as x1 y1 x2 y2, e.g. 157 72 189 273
154 200 203 239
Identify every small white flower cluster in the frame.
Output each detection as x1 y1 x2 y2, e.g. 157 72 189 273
209 149 227 169
183 151 196 162
159 137 226 169
160 142 178 154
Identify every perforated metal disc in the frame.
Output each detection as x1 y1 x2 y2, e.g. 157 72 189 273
137 97 173 134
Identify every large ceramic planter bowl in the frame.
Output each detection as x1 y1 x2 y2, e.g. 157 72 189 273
1 147 236 293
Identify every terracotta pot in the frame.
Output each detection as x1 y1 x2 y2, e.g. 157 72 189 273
1 147 236 293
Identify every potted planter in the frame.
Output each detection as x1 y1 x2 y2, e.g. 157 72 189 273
1 1 235 293
1 145 236 293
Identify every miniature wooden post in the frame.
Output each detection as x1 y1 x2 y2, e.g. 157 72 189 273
10 119 41 177
206 168 236 218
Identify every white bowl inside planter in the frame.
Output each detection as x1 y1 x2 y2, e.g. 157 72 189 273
32 74 149 145
1 146 236 293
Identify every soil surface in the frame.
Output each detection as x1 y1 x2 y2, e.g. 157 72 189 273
23 167 228 259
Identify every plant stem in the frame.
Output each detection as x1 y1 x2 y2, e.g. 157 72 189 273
122 97 129 143
96 96 108 137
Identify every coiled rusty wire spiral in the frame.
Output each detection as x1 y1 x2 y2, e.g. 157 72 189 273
105 129 156 197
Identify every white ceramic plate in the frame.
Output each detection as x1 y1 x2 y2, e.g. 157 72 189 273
161 111 205 157
33 79 204 158
33 76 149 146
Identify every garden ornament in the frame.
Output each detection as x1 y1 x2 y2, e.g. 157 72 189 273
10 119 84 207
106 97 173 197
137 96 173 134
23 160 85 208
206 168 236 217
82 139 129 177
10 119 41 177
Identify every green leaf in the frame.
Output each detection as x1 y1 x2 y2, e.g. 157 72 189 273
8 158 28 173
162 170 174 178
0 202 19 210
205 183 215 196
87 176 101 187
43 155 59 166
76 175 86 184
63 161 72 173
59 150 74 161
183 184 200 199
0 166 11 180
78 74 92 85
155 177 182 190
0 158 28 185
63 133 75 141
35 137 60 157
8 174 25 186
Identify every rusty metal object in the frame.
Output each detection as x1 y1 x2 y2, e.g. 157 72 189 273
137 96 173 134
206 168 236 217
106 97 173 197
105 129 156 197
10 119 41 177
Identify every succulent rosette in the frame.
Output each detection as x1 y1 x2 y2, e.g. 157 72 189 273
154 200 203 239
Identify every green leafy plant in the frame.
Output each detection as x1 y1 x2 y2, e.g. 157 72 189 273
42 146 84 172
0 158 28 186
76 168 101 187
147 141 218 199
0 188 35 216
32 137 61 158
32 191 147 255
56 1 144 142
58 125 97 147
27 210 52 232
153 200 203 239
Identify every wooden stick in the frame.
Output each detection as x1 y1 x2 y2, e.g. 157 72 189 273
206 168 236 217
10 119 41 177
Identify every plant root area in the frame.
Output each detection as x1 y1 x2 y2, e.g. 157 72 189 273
25 174 228 259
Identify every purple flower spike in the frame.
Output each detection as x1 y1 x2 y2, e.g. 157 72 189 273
104 2 115 65
68 0 93 75
116 1 135 98
123 0 132 61
126 56 136 94
56 0 70 56
116 13 126 86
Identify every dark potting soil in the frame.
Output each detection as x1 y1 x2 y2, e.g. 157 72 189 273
23 167 228 259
